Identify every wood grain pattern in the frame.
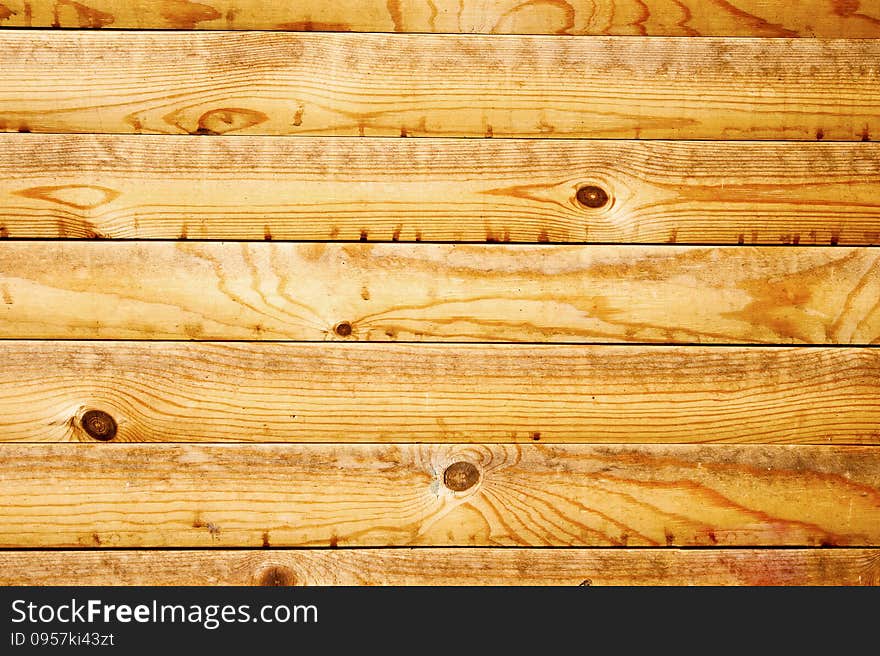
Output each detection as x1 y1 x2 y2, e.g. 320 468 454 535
1 342 877 445
1 242 879 343
1 444 878 548
2 135 879 244
1 32 878 140
1 549 877 586
1 1 879 37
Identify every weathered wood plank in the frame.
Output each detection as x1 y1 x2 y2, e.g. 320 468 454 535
1 342 877 445
1 549 877 586
1 32 877 140
1 243 878 343
1 1 879 37
0 444 877 547
2 135 879 244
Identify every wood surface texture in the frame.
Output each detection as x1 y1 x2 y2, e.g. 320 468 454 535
1 0 879 37
1 1 878 588
1 549 877 586
1 444 878 548
1 32 879 140
1 134 879 244
1 242 878 343
1 342 877 445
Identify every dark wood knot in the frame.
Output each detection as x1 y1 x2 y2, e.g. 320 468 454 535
443 461 480 492
575 185 609 209
258 565 297 587
81 409 117 441
334 321 353 337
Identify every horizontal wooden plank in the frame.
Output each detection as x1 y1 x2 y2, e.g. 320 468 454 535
1 32 878 140
1 342 877 444
1 549 877 586
2 135 879 244
1 243 878 343
1 1 879 37
1 444 878 547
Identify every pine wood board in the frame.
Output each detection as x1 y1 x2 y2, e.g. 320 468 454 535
1 242 878 343
1 1 879 37
1 134 879 244
0 444 878 548
0 548 877 586
1 32 879 140
1 342 877 445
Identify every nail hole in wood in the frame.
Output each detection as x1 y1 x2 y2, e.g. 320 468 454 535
575 185 609 209
443 461 480 492
81 409 117 441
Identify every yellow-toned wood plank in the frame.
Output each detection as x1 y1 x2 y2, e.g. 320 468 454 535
2 135 879 244
0 444 877 547
1 243 878 343
1 549 877 586
1 342 877 445
1 32 877 140
1 1 879 37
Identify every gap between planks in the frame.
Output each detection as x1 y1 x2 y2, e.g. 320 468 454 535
1 548 877 586
0 135 877 244
0 32 878 140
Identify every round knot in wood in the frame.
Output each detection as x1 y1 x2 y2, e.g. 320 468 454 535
575 185 609 209
334 321 353 337
258 565 297 587
443 461 480 491
81 409 117 441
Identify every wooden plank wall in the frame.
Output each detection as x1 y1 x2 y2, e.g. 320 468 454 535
0 1 878 586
